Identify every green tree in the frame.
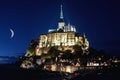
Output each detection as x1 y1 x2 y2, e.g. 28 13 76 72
48 46 60 58
61 50 74 60
73 45 83 59
27 39 39 56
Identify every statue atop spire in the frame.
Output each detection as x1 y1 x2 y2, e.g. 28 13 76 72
60 5 64 19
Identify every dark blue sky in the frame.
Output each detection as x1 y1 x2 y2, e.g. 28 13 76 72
0 0 120 56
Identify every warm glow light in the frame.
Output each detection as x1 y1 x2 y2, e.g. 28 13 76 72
51 64 57 71
93 63 99 66
66 66 72 73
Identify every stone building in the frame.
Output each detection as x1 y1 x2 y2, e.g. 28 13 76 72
25 5 89 56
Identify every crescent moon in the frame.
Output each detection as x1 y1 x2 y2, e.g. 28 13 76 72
10 29 14 38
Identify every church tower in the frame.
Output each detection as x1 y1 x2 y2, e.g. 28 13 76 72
58 5 65 31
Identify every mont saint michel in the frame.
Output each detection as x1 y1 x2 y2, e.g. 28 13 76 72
20 4 120 74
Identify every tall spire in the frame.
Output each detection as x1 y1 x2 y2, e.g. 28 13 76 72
58 4 65 31
60 5 64 19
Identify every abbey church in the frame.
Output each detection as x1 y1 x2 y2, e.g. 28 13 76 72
26 5 89 56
